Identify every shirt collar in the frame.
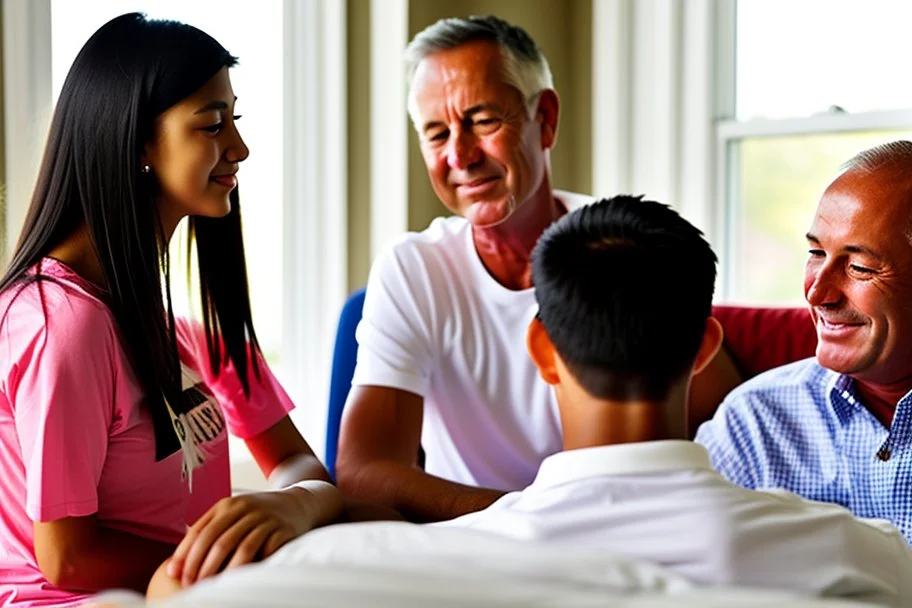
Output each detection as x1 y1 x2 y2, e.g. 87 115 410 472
532 440 713 489
827 370 912 423
828 371 861 425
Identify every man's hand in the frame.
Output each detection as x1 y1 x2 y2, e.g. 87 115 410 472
167 481 341 587
338 386 504 522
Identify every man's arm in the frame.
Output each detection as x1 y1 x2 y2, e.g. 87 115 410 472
336 386 504 523
694 392 763 490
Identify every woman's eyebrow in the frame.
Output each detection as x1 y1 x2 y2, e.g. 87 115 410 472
194 97 237 114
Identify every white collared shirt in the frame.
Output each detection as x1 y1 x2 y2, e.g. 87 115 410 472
437 441 912 605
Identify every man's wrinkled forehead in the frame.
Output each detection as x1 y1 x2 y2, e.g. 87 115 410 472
408 41 516 123
411 39 505 79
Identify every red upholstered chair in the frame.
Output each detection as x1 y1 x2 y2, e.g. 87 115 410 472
712 306 818 377
687 306 818 435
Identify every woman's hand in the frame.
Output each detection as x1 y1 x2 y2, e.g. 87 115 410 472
167 480 342 587
147 558 183 601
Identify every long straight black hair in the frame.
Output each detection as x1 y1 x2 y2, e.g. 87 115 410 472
0 13 260 460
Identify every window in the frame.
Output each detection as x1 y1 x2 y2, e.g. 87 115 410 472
718 0 912 304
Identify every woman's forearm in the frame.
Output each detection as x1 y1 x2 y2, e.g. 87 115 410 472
267 452 333 487
284 480 344 528
35 517 175 593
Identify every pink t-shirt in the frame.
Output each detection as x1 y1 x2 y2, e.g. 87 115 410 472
0 259 294 607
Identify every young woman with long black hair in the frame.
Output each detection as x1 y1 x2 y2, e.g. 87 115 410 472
0 13 344 605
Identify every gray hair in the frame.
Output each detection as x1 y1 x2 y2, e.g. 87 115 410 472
840 140 912 243
840 140 912 175
404 15 554 124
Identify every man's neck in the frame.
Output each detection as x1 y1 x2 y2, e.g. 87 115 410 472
853 374 912 427
471 181 564 291
560 387 690 451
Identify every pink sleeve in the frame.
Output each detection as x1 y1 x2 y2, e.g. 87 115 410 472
175 319 294 439
7 293 118 522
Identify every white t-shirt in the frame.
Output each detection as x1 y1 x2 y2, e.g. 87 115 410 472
436 440 912 604
352 190 591 490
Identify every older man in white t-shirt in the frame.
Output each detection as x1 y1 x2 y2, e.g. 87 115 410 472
335 15 589 522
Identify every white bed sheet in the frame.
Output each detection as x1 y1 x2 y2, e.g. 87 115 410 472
97 522 880 607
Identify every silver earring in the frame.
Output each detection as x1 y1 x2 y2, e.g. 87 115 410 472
141 164 151 174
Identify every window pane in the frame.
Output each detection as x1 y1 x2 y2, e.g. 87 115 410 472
737 0 912 119
51 1 284 367
731 130 912 304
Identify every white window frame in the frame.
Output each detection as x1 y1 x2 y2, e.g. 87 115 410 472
2 0 53 261
282 0 347 461
2 0 347 461
368 0 409 260
591 0 730 293
716 109 912 299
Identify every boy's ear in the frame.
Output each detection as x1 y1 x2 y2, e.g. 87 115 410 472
527 317 560 385
692 316 724 376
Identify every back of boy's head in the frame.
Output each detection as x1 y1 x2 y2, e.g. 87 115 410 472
531 195 717 401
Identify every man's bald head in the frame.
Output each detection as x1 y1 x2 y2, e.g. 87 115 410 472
837 140 912 244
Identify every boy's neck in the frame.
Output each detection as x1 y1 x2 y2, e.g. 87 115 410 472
559 385 689 451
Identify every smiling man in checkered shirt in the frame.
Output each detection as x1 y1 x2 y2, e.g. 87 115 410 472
697 140 912 543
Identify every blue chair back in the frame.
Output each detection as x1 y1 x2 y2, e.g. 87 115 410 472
325 288 366 480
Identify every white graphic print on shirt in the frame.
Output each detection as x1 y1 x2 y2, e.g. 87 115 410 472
168 364 226 490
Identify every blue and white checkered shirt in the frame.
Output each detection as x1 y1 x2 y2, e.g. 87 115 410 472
695 357 912 543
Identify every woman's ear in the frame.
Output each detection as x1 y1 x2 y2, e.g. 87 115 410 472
527 316 560 385
140 146 154 174
692 317 724 376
